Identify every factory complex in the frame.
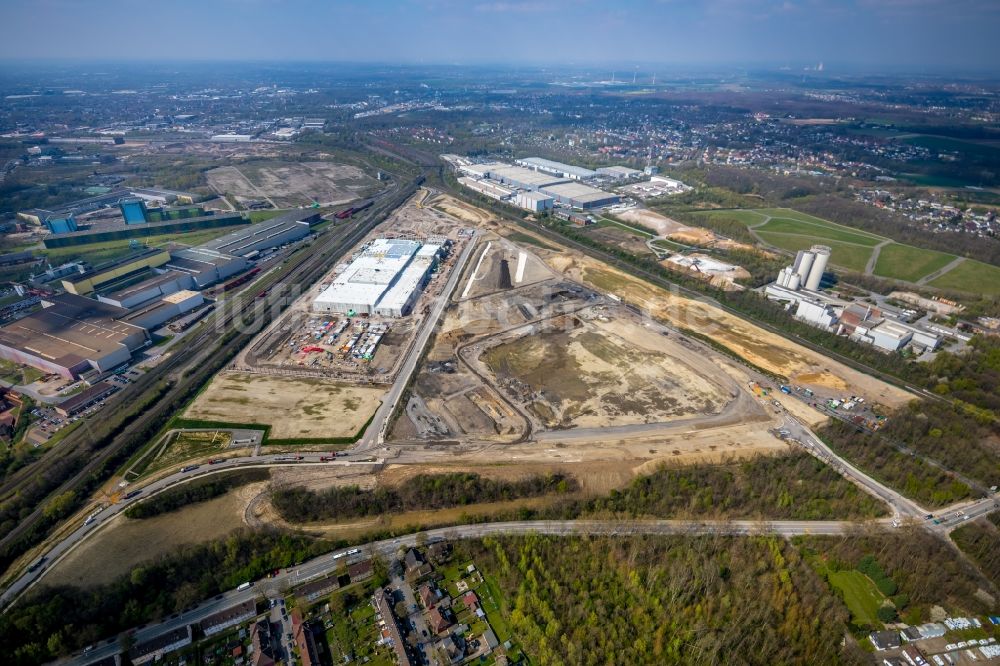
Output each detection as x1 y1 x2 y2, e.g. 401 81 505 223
0 294 148 379
0 210 323 380
764 245 945 354
313 238 445 317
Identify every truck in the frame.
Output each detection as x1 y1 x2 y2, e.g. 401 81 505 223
236 582 253 591
123 489 143 500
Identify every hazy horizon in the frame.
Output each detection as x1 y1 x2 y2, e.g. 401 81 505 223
0 0 997 73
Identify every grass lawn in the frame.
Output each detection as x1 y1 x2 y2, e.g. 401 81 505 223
691 209 770 227
40 226 244 265
755 232 874 272
0 358 45 385
929 259 1000 296
873 243 956 282
755 216 884 247
827 570 886 627
133 430 232 477
247 208 291 223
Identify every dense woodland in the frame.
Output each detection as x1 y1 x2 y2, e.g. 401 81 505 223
474 534 864 665
1 529 356 665
272 472 577 523
124 469 270 520
550 452 888 521
951 514 1000 590
798 530 997 619
819 420 971 506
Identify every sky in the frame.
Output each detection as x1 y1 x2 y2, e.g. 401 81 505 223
1 0 998 72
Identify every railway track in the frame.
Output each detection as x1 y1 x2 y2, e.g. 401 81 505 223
0 178 421 579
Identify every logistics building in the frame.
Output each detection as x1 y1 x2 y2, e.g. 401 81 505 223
515 190 555 213
482 165 569 191
596 166 642 179
457 177 514 202
0 293 148 379
516 157 597 180
313 238 440 316
538 181 620 209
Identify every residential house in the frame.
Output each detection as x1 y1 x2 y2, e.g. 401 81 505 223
901 645 928 666
347 559 373 583
128 626 193 665
462 591 480 614
200 599 256 637
419 583 438 609
296 576 340 603
428 606 454 634
250 619 277 666
404 549 425 573
870 631 902 651
291 608 321 666
374 588 414 666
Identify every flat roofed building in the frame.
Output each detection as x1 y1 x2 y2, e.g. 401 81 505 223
201 211 317 257
122 290 204 331
487 165 570 190
0 293 148 379
61 248 171 295
596 165 642 179
166 249 247 288
96 270 194 309
458 162 509 179
539 181 620 209
516 157 597 180
515 191 555 212
457 176 513 201
313 238 423 315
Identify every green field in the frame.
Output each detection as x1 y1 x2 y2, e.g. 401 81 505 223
756 232 874 273
929 259 1000 296
827 570 886 627
873 244 955 283
754 215 884 247
40 226 243 265
691 209 769 227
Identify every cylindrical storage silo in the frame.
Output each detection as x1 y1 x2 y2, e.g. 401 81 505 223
787 272 801 290
805 245 831 290
777 267 788 287
795 251 815 284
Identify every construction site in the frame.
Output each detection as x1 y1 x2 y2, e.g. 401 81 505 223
237 190 470 384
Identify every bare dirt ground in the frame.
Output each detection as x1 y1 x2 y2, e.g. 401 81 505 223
206 161 376 207
425 192 496 226
618 208 756 251
540 252 910 408
45 485 258 588
480 312 729 430
185 372 384 439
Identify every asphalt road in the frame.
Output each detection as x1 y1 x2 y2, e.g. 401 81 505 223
64 517 889 666
356 229 479 452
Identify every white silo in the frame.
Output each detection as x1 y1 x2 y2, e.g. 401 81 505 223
787 272 802 290
805 245 831 290
777 267 789 287
794 250 815 283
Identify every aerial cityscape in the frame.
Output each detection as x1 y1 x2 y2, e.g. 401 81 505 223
0 1 999 665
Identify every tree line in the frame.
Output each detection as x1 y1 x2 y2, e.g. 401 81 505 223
272 472 577 523
124 469 270 520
